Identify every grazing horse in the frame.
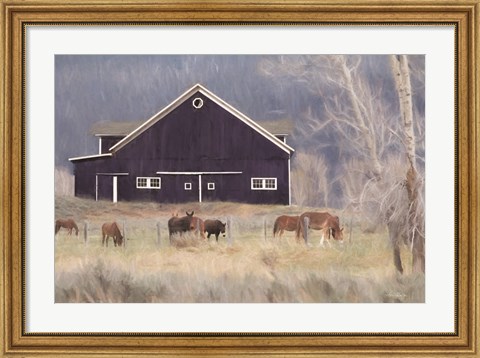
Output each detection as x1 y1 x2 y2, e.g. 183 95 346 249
204 219 226 242
55 218 79 236
101 222 124 247
273 215 299 239
296 212 344 246
168 211 195 242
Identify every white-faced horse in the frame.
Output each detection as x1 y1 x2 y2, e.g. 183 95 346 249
296 212 344 246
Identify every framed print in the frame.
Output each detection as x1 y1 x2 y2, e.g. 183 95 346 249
1 0 479 356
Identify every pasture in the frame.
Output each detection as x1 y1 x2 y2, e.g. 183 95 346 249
55 196 424 303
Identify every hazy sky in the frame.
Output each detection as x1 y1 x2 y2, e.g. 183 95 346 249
55 55 424 168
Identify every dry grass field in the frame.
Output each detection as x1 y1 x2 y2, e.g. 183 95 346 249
55 196 424 303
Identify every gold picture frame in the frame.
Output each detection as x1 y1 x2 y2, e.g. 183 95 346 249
1 0 479 356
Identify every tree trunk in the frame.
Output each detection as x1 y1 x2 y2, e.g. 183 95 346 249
390 55 425 274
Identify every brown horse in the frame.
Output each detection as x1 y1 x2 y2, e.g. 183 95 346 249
55 218 79 236
168 211 195 243
191 216 206 239
296 212 344 246
204 219 227 242
273 215 299 239
101 222 124 247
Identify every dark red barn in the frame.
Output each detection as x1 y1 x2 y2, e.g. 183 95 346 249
69 84 295 205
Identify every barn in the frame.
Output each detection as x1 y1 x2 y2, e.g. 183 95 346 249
69 84 295 205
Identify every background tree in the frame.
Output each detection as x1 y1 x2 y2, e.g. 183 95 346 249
260 54 425 274
390 55 425 273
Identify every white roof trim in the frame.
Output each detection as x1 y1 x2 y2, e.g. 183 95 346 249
94 134 126 137
156 171 242 175
109 84 294 154
96 172 130 176
69 153 112 161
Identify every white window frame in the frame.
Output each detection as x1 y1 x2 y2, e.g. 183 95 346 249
251 177 277 190
184 182 192 190
192 97 204 109
207 182 215 190
136 177 161 189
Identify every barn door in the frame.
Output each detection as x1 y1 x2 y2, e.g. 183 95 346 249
96 175 118 202
176 175 198 202
201 174 220 202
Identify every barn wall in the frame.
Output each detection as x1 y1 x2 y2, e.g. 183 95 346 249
101 136 124 153
114 92 289 163
73 157 290 204
72 91 291 205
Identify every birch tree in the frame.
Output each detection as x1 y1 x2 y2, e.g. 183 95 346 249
260 54 425 274
390 55 425 273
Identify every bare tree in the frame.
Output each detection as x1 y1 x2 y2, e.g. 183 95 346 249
390 55 425 273
260 55 425 274
291 153 329 207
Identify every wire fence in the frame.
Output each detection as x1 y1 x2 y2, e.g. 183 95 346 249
57 214 288 250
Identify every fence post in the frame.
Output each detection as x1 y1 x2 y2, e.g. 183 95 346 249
303 216 309 245
122 221 127 249
157 222 161 248
263 218 267 242
83 222 88 246
196 218 200 238
227 217 232 246
349 215 353 244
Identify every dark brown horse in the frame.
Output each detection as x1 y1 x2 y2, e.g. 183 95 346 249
55 218 79 236
101 222 124 247
296 212 344 246
168 211 195 242
273 215 299 239
204 219 226 242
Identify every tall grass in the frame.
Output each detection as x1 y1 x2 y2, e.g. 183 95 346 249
55 196 424 303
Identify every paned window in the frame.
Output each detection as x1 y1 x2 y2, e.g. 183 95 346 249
136 177 161 189
251 178 277 190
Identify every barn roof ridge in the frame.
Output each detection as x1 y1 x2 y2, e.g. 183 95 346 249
108 84 295 154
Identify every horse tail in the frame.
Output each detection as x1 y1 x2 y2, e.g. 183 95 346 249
55 221 60 235
295 216 303 240
101 223 107 236
73 221 79 235
273 218 279 237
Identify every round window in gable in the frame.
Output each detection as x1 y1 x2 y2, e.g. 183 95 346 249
192 97 204 109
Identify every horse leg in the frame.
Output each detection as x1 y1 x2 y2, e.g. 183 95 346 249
216 233 219 242
326 228 332 247
319 229 326 248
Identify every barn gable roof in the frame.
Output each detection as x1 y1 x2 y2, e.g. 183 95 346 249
109 84 295 154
